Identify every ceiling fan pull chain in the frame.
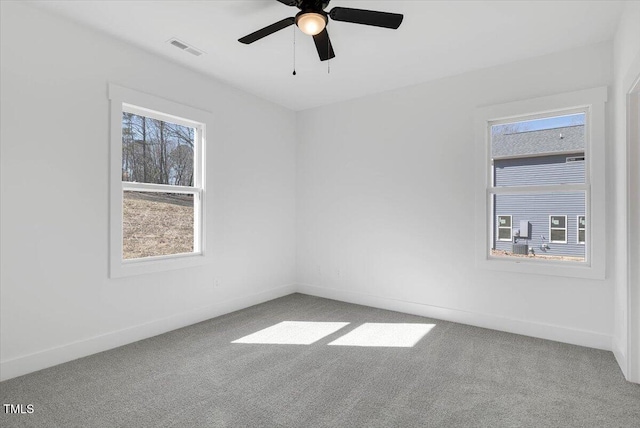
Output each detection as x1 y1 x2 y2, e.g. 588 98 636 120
292 24 297 76
327 21 330 74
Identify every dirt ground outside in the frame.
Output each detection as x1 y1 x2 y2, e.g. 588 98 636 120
123 191 194 259
490 249 584 262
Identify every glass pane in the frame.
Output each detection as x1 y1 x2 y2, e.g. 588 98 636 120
492 192 585 262
498 228 511 240
122 112 195 186
550 216 566 228
491 113 585 186
498 216 511 227
550 229 566 242
123 191 194 259
578 230 586 243
578 216 586 228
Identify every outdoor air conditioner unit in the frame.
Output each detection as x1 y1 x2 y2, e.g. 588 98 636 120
512 244 529 255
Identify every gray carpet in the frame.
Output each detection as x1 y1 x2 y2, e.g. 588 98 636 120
1 293 638 427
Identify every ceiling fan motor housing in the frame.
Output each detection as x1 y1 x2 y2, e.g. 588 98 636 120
294 0 331 11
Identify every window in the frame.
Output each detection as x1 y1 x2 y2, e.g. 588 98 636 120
109 84 210 277
549 215 567 243
577 215 586 244
566 156 585 162
491 109 585 260
475 87 606 279
121 108 202 260
497 215 512 241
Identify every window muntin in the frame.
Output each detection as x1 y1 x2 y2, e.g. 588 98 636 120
578 215 586 244
549 215 567 243
497 215 512 241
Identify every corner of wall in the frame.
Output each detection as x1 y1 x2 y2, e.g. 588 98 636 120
0 284 297 382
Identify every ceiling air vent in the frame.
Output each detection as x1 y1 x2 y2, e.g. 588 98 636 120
167 38 204 57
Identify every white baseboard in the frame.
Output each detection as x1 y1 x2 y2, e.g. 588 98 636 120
0 284 296 382
612 338 628 379
1 282 615 382
297 283 612 351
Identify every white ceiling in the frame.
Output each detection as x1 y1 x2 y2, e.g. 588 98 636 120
29 0 624 111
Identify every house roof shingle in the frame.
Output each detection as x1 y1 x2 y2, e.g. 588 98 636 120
492 125 584 158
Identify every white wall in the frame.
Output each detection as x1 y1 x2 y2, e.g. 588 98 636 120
2 0 634 383
0 1 296 380
296 42 615 350
612 0 640 381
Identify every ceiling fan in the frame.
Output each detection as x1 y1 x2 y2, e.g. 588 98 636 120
238 0 404 61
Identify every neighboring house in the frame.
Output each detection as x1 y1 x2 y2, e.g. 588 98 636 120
492 125 586 259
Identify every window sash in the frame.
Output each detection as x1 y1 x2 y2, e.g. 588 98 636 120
122 188 202 261
121 182 203 257
122 182 199 194
120 117 203 260
487 107 589 257
124 103 203 130
121 110 202 189
577 215 586 244
549 215 567 243
497 215 512 241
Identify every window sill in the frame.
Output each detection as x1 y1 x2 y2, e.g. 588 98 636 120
477 256 605 280
110 252 207 278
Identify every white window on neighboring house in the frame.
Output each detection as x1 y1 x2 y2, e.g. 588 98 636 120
578 215 586 244
549 215 567 243
497 215 512 241
475 86 606 279
109 84 210 278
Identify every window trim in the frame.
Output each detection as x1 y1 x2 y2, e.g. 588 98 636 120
475 86 606 279
109 83 211 278
497 215 512 241
577 215 586 245
549 215 567 244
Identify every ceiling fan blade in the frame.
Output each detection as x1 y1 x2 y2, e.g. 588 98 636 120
276 0 298 6
313 28 335 61
329 7 403 29
238 17 295 44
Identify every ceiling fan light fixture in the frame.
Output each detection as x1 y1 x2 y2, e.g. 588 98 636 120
296 12 327 36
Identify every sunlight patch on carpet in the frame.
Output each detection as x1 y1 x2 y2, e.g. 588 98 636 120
328 323 435 347
232 321 350 345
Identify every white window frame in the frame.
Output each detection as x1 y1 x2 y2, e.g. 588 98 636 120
549 215 567 244
497 215 512 241
577 215 586 244
475 87 606 279
109 84 210 278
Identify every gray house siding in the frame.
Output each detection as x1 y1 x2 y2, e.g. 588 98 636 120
494 192 585 258
494 153 585 187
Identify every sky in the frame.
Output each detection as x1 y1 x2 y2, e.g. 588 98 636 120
492 113 585 135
